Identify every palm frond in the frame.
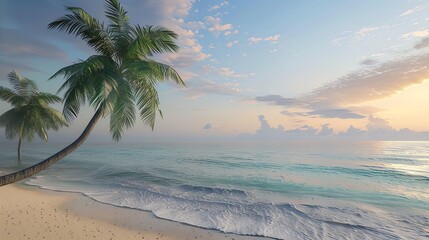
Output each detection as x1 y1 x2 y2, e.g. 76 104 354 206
105 0 129 26
0 87 24 106
127 25 179 59
109 81 135 141
48 7 114 56
132 79 162 130
61 79 88 122
7 71 38 98
51 55 119 121
33 93 62 105
126 60 184 85
0 108 22 140
105 0 132 61
88 70 119 110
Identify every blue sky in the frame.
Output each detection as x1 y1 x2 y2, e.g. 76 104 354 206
1 0 429 142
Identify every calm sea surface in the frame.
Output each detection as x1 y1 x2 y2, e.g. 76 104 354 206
0 141 428 239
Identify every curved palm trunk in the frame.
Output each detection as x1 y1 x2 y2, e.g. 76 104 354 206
17 138 22 161
0 108 103 187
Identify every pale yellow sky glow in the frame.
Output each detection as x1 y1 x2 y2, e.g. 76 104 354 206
367 79 429 131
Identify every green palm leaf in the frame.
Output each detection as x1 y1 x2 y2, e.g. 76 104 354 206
48 7 114 56
0 71 68 160
49 0 184 140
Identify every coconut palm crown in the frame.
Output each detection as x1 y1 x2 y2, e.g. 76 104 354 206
0 0 184 186
0 71 68 160
48 0 184 141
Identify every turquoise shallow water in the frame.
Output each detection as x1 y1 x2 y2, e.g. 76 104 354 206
0 141 428 239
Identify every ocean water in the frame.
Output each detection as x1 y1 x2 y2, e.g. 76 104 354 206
0 140 428 239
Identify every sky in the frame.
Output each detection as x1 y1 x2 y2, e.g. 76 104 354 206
1 0 429 142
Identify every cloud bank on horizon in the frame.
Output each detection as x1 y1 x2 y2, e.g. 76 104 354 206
242 115 429 141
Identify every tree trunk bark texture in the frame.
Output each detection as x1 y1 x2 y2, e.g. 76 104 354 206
17 138 22 161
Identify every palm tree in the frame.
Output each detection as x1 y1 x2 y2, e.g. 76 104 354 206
0 0 184 186
0 71 68 161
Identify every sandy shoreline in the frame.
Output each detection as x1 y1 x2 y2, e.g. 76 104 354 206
0 184 270 240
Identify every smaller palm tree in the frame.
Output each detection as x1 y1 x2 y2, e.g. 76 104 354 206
0 71 68 161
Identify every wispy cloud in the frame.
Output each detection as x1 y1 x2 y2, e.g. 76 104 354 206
0 28 69 61
414 37 429 49
181 79 244 99
248 35 280 45
255 52 429 119
279 108 366 119
400 6 425 17
224 29 238 36
0 60 42 79
401 29 429 39
203 64 254 79
332 26 382 46
206 16 233 33
184 20 205 31
354 26 379 40
226 40 238 48
360 59 378 66
208 0 228 12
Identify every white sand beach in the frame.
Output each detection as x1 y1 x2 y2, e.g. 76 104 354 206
0 184 267 240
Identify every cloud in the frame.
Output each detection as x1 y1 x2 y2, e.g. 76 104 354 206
208 1 228 12
401 30 429 39
308 109 366 119
255 95 300 107
203 64 254 79
400 6 424 17
331 37 347 46
184 21 205 31
243 115 429 140
203 123 212 129
354 26 379 39
280 110 307 117
226 40 238 48
209 5 220 11
340 125 365 137
319 124 334 136
414 37 429 49
332 26 386 46
254 115 318 138
0 60 43 79
360 59 378 66
366 115 394 133
181 79 244 99
248 35 280 45
0 28 69 61
206 16 233 33
280 108 366 119
224 29 238 36
308 53 429 106
256 52 429 119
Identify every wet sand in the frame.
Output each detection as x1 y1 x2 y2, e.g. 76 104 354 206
0 184 269 240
